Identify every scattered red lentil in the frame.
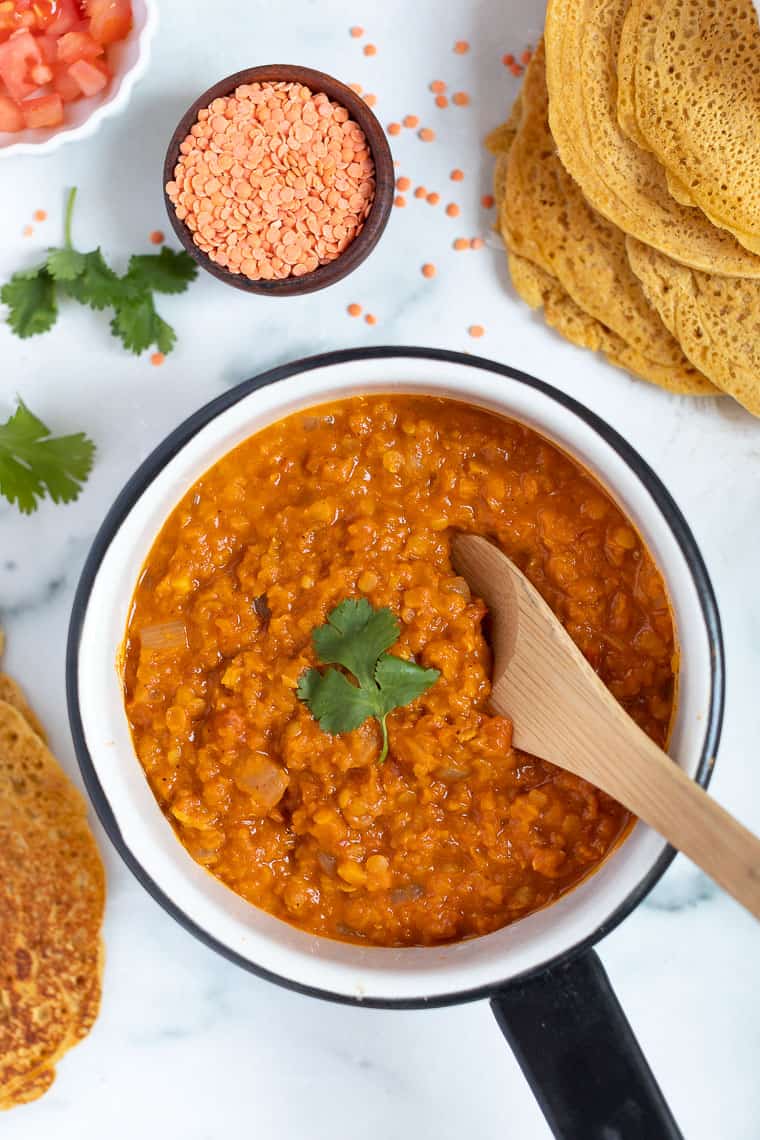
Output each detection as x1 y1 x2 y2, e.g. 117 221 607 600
453 40 470 54
470 237 485 250
450 168 465 182
419 127 435 142
363 43 377 56
394 194 407 208
453 237 469 250
22 225 33 237
426 191 440 206
363 93 377 107
445 202 460 217
435 95 449 108
387 122 402 135
509 62 523 77
481 194 495 209
469 324 485 337
396 176 411 191
403 114 419 129
165 81 376 283
430 80 447 94
365 312 377 325
421 263 436 278
149 229 165 244
150 352 165 366
414 186 427 199
521 48 533 65
350 26 363 37
33 209 47 222
503 53 516 66
452 91 470 107
349 82 363 93
347 303 362 317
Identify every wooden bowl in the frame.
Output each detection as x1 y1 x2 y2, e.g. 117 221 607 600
163 65 394 297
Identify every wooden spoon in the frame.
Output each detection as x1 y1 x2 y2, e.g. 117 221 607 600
452 534 760 919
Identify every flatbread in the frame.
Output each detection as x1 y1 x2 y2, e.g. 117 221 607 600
500 42 716 395
618 0 760 254
627 237 760 416
544 0 760 277
0 699 105 1111
508 251 717 395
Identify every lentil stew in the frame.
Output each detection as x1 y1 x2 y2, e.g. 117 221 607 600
123 396 676 947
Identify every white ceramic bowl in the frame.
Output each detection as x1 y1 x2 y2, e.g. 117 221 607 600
0 0 157 158
67 348 724 1008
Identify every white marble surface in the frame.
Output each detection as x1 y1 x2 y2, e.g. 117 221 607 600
1 1 759 1136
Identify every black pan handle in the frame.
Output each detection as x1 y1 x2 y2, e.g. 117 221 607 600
490 949 683 1140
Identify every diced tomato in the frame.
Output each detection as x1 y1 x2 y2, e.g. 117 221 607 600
21 90 63 127
0 29 43 101
46 0 81 37
86 0 131 45
67 56 107 96
52 61 81 100
0 92 24 131
57 29 103 62
36 33 58 63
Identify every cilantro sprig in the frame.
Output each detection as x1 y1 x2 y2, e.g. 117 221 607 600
297 599 440 763
0 401 95 514
1 188 197 355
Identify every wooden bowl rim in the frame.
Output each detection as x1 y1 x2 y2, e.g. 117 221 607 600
162 64 394 297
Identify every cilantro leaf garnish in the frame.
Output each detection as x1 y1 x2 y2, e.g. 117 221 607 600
0 401 95 514
1 268 57 338
1 187 196 353
297 598 440 763
110 292 176 356
125 247 198 295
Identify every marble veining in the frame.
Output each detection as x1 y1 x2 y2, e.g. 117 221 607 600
1 1 759 1137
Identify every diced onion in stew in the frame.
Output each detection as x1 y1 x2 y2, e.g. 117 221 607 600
139 620 188 651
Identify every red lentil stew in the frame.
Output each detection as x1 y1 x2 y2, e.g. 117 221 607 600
123 396 676 947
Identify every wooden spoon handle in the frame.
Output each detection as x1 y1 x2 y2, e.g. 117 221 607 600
588 732 760 919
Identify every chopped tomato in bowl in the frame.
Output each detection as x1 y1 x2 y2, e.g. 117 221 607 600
0 0 156 154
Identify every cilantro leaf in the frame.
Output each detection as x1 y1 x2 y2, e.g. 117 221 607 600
110 292 176 355
313 598 399 687
2 189 193 355
1 268 57 338
375 655 441 714
56 249 122 310
296 667 376 735
125 247 198 295
0 401 95 514
46 247 87 282
297 599 440 762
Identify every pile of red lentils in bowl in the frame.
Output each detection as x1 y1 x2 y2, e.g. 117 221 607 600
165 81 376 282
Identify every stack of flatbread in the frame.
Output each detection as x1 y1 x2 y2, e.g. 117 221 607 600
489 0 760 415
0 630 105 1111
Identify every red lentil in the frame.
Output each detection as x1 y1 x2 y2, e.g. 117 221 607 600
363 43 377 56
454 40 470 54
453 237 469 250
481 194 495 209
435 94 449 108
452 91 470 107
33 209 47 222
396 176 411 192
165 81 376 283
470 237 485 250
445 203 460 217
450 168 465 182
150 352 165 366
394 194 407 208
387 122 401 135
364 312 377 325
430 80 447 93
124 395 676 947
421 262 436 277
426 191 440 206
419 127 435 142
347 303 362 317
350 25 363 37
403 114 419 129
149 229 165 245
468 324 485 337
414 185 427 199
